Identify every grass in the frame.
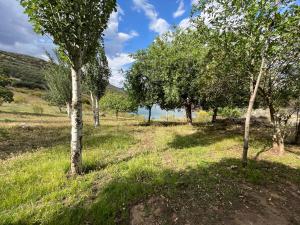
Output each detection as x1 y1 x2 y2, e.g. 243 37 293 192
0 89 299 225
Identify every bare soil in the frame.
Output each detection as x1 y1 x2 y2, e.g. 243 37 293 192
130 181 300 225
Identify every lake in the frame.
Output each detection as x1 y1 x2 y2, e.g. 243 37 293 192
135 105 195 120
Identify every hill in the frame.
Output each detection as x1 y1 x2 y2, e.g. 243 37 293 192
0 50 123 92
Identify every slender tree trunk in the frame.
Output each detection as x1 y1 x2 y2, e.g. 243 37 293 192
185 103 192 125
295 110 300 144
70 64 83 175
94 98 100 127
116 110 119 120
272 120 285 155
90 92 99 127
66 102 71 118
147 106 152 124
269 103 275 123
212 108 218 123
242 57 266 167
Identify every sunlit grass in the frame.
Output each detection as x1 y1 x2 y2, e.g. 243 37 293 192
0 88 299 224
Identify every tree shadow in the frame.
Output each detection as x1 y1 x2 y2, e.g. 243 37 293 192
168 123 243 149
0 124 95 160
42 158 300 225
0 110 63 117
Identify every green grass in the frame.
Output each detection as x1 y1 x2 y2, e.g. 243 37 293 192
0 89 299 225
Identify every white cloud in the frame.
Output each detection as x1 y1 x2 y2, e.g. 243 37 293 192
191 0 198 6
0 0 54 59
178 18 191 30
107 53 135 87
173 0 185 18
132 0 170 35
103 6 139 86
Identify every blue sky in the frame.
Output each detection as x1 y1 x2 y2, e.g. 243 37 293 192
0 0 196 87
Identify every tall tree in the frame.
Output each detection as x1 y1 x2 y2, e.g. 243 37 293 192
21 0 116 175
125 50 163 124
83 42 111 127
149 30 208 125
44 49 72 117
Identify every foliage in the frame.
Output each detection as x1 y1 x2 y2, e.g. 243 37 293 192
44 49 72 108
124 50 163 110
195 110 211 123
0 69 13 104
150 30 208 110
83 41 110 100
219 107 243 119
20 0 117 66
100 91 137 117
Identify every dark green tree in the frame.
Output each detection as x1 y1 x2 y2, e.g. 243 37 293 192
125 50 163 124
83 42 110 127
44 49 72 117
0 69 13 105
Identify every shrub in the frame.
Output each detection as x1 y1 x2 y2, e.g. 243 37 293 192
195 110 211 123
32 105 44 115
219 107 242 119
14 95 28 104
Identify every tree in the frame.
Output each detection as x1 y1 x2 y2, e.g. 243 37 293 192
124 50 163 124
100 91 137 119
21 0 116 175
148 30 208 125
44 49 72 117
0 69 13 105
195 0 299 165
83 42 110 127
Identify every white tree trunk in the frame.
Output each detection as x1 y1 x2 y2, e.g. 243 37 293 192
242 57 266 166
70 66 83 175
90 92 99 127
94 98 100 127
66 102 71 118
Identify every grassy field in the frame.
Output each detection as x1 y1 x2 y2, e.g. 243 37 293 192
0 89 299 225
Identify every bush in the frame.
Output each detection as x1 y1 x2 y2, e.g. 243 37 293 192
32 105 44 115
219 107 242 119
195 110 211 123
14 95 28 104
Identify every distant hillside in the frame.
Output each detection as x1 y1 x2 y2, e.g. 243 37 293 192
0 50 123 92
0 50 47 89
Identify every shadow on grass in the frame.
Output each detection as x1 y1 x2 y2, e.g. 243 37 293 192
0 124 96 160
0 110 63 117
168 123 242 149
43 158 300 225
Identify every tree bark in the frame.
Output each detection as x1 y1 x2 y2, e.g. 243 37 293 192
295 110 300 144
212 108 218 123
269 103 275 123
90 92 99 127
94 98 100 127
66 102 72 118
185 103 193 125
147 106 152 124
70 65 83 175
242 57 266 167
272 121 285 155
